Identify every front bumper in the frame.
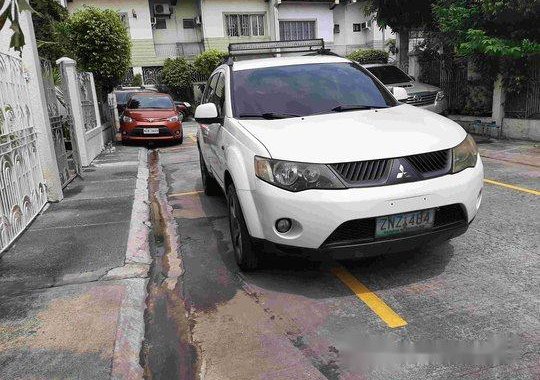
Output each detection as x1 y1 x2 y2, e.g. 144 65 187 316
120 122 183 141
253 220 468 259
243 157 483 250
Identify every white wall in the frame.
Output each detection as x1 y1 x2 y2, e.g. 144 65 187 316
333 1 394 54
0 19 14 53
278 3 334 43
201 0 270 38
67 0 153 40
151 0 201 44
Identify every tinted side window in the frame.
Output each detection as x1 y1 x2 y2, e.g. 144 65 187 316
211 73 225 117
202 74 219 104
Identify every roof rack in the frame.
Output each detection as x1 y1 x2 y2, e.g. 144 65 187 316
228 39 326 57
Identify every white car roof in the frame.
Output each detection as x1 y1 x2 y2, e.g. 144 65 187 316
230 55 351 71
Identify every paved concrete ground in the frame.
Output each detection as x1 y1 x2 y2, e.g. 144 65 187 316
146 122 539 379
0 145 149 379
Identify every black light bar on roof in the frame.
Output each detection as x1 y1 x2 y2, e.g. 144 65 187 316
228 39 325 56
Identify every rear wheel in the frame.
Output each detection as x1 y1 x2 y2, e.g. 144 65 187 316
199 150 220 195
227 183 259 271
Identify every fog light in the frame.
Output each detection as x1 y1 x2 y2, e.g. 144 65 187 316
275 218 292 233
175 130 180 135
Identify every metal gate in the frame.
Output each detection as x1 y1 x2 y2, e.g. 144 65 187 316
440 58 468 113
0 52 47 252
40 59 81 187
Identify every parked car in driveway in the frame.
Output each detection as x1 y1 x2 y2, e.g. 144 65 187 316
120 93 183 143
174 101 192 120
363 63 448 114
195 41 483 271
113 87 157 114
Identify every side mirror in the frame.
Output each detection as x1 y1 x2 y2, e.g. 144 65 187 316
392 87 409 102
176 105 183 113
195 103 220 124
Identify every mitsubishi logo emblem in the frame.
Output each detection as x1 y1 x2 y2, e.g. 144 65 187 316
397 164 409 179
147 118 155 122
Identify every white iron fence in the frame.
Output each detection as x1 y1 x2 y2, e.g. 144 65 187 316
0 52 47 252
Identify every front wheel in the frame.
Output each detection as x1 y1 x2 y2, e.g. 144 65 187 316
228 183 259 271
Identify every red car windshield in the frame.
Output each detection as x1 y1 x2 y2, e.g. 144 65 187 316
128 95 174 110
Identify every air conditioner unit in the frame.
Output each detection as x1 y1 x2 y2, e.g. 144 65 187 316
194 16 202 25
154 4 171 16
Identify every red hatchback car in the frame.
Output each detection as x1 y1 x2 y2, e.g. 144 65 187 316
120 93 183 143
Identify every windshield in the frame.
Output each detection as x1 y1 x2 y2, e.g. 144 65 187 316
232 62 396 118
115 92 136 105
365 65 412 84
127 95 174 110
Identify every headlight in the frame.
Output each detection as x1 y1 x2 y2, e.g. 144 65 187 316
122 115 133 123
168 115 179 122
452 134 478 173
436 91 445 101
254 156 345 192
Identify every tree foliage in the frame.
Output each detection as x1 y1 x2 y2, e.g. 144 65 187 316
193 49 227 79
433 0 540 58
63 6 131 91
30 0 68 61
347 49 389 64
161 57 194 99
365 0 434 32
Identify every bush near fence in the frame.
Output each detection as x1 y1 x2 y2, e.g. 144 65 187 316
346 49 389 64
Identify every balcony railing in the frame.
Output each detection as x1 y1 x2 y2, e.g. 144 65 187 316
154 42 204 58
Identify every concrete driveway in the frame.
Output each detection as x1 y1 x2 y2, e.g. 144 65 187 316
144 122 539 379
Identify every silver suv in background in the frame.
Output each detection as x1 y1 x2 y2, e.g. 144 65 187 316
364 63 448 115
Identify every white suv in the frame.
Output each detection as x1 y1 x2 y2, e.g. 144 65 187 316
195 46 483 271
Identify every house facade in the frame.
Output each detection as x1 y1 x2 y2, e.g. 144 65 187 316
66 0 393 85
333 0 394 56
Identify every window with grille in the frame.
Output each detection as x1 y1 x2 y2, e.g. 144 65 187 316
183 18 195 29
154 18 167 30
279 21 316 41
225 14 265 37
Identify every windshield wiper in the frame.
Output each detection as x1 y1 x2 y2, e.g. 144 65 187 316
331 104 389 112
238 112 301 120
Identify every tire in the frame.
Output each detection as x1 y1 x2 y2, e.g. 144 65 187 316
227 183 259 271
178 133 184 145
199 150 220 196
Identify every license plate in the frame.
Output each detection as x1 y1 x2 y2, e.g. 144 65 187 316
375 209 435 238
143 128 159 135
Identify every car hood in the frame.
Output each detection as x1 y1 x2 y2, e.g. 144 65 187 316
127 109 175 121
388 80 441 94
237 104 466 163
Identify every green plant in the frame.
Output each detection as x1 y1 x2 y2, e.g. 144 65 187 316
161 57 194 99
0 0 33 54
30 0 68 61
193 49 227 79
385 38 397 55
131 73 142 87
62 6 131 92
346 49 389 64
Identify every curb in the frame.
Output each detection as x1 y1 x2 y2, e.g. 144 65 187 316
111 148 151 380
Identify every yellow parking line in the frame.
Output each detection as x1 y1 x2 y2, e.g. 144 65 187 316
169 190 203 197
331 266 407 328
484 179 539 196
188 134 197 143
